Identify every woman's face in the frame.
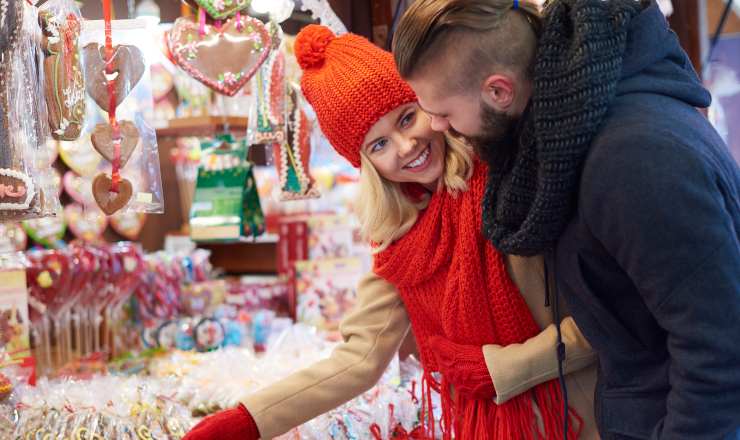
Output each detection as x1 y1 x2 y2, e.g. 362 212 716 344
361 103 446 190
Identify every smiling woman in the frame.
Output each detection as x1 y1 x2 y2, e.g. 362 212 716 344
184 22 598 440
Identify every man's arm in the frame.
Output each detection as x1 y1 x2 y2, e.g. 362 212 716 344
581 135 740 439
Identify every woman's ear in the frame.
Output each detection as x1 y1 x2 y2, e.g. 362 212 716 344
480 74 516 111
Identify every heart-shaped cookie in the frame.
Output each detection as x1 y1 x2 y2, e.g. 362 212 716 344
91 121 140 168
58 136 103 176
22 217 67 248
110 211 146 240
92 173 133 215
64 203 107 242
168 15 272 96
184 0 250 20
63 171 96 206
83 43 146 111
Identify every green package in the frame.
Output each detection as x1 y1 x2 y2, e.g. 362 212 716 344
189 134 265 242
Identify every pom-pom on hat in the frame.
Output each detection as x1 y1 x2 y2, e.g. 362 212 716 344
295 25 417 168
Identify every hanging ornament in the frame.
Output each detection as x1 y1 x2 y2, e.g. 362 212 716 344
110 210 146 240
39 10 86 141
274 85 320 201
248 42 286 144
64 203 107 243
168 11 272 96
184 0 251 20
90 0 139 216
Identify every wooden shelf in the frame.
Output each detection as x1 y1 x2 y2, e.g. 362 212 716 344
155 116 249 138
200 240 278 274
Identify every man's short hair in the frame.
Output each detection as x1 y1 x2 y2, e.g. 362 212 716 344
393 0 541 92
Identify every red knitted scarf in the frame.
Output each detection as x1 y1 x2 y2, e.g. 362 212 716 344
374 162 581 440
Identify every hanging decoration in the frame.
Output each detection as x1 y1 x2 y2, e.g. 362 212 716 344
22 217 67 248
1 0 62 221
64 203 107 242
39 4 86 141
248 39 286 144
184 0 251 20
110 210 146 240
83 42 145 111
274 84 320 201
167 11 273 96
88 0 141 215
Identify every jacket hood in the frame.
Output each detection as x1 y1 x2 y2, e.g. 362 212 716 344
617 2 711 108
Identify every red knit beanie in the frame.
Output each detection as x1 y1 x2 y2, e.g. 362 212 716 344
295 25 417 168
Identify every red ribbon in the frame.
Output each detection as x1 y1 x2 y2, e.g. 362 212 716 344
102 0 121 193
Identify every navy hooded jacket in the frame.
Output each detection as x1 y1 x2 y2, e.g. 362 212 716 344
555 3 740 439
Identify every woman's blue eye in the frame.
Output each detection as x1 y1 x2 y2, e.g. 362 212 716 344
371 138 388 152
400 111 415 128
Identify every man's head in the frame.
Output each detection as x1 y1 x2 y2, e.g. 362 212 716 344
393 0 540 157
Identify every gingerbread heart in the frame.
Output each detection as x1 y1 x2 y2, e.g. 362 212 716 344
58 136 103 176
63 171 96 206
40 11 86 141
22 217 67 248
92 173 133 215
91 121 140 168
184 0 250 20
83 43 146 111
110 211 146 240
64 203 107 242
168 15 272 96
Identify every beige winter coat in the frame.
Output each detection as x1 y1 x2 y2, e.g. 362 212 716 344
242 255 599 439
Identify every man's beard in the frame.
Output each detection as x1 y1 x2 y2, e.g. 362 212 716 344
464 101 519 167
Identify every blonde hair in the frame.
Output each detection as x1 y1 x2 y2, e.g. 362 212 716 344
355 133 474 252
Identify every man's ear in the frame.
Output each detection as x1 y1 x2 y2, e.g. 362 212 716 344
480 74 516 112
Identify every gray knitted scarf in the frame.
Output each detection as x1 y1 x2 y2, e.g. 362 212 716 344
482 0 644 256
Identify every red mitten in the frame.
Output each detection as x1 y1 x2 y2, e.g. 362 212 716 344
430 335 496 400
183 404 260 440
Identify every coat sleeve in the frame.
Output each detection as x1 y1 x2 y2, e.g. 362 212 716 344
241 272 411 439
483 316 597 404
580 135 740 440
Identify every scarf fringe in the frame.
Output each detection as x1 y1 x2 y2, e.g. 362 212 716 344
418 372 582 439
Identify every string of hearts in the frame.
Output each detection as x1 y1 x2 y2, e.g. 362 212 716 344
88 0 144 215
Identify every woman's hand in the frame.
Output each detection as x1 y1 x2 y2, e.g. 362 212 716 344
430 335 496 400
183 404 260 440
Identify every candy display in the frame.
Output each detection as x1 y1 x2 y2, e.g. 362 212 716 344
13 375 194 439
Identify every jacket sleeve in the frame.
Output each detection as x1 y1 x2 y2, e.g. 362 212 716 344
581 135 740 439
241 272 411 439
483 316 597 404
